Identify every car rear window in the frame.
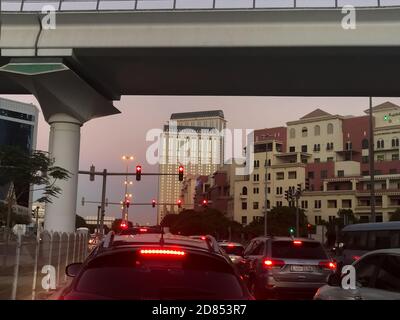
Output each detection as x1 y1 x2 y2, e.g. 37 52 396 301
271 241 327 260
220 245 244 256
74 249 245 299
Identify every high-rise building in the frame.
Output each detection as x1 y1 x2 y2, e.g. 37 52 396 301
0 97 39 215
157 110 226 223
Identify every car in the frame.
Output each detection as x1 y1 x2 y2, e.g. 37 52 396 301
118 225 162 235
314 248 400 300
243 236 336 299
59 232 253 300
218 242 246 270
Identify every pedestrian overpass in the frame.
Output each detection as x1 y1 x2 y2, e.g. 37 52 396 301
2 0 400 232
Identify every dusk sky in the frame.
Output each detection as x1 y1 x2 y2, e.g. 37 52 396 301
3 94 400 224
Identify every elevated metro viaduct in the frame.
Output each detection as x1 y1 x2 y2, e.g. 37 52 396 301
2 8 400 232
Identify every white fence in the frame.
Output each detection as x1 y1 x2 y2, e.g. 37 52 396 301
0 230 89 300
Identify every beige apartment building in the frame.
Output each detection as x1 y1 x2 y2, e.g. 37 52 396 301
231 102 400 225
158 110 226 223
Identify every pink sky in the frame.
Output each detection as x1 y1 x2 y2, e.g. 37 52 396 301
3 94 399 224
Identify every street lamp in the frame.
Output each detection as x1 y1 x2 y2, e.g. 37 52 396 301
121 155 134 222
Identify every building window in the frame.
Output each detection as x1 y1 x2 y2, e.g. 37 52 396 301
362 170 369 176
289 128 296 139
377 139 385 149
362 156 369 163
313 144 321 152
242 202 247 210
342 199 352 208
327 123 334 135
314 125 321 136
377 155 385 162
362 138 369 149
314 158 320 163
267 173 271 181
289 146 296 152
321 170 328 179
253 174 259 182
328 200 337 208
254 160 260 168
288 171 297 179
267 187 271 194
329 216 336 223
242 186 248 195
301 200 308 209
315 215 322 225
253 187 259 194
302 127 308 137
241 216 247 225
392 154 399 161
327 157 334 162
337 170 344 177
253 202 259 210
326 142 334 151
392 137 399 147
276 201 283 207
314 200 322 209
345 141 352 151
301 145 308 153
276 172 284 180
308 171 314 179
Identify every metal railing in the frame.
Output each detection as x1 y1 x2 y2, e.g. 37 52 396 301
1 0 400 12
0 229 89 300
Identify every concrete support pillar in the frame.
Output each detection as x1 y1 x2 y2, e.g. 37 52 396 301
352 179 357 191
44 114 82 233
323 181 328 192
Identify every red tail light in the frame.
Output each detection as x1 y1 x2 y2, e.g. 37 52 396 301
293 240 303 246
319 260 337 271
140 249 186 256
263 259 285 269
227 243 235 248
139 228 148 232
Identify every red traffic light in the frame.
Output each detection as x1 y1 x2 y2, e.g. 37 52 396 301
136 165 142 181
178 165 184 181
202 199 208 207
125 199 130 208
136 165 142 172
152 199 156 208
177 199 182 208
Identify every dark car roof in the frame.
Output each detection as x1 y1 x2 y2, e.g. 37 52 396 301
342 221 400 232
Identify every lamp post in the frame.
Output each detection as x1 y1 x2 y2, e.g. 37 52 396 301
368 98 376 223
121 155 134 223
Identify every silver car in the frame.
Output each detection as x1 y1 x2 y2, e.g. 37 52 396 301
314 249 400 300
243 237 336 299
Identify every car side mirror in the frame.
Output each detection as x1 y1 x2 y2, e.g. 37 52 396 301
66 263 82 277
327 273 341 287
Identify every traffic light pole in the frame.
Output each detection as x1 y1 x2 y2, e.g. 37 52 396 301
99 169 107 235
295 196 300 238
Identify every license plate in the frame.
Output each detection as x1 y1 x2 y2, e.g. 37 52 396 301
290 265 314 272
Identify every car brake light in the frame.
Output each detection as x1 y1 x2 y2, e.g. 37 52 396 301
319 260 337 271
293 240 302 245
139 228 148 232
227 243 235 248
263 259 285 269
200 236 206 240
140 249 186 256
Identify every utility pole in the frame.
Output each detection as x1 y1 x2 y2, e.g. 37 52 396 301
99 169 107 235
369 97 376 223
295 196 300 238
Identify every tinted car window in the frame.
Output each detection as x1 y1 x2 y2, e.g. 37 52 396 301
355 254 381 288
220 245 244 256
368 231 392 250
271 241 327 259
74 250 245 299
374 255 400 293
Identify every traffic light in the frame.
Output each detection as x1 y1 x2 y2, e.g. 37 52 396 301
177 199 182 208
201 199 208 208
136 165 142 181
152 199 156 208
126 199 130 208
305 178 310 191
178 165 184 181
89 164 95 181
289 227 295 236
297 183 302 194
284 190 289 201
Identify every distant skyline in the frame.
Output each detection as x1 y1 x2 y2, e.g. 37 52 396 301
2 94 399 224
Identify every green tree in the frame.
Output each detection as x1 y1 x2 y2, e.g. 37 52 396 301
160 213 180 228
390 209 400 221
244 206 308 238
0 145 70 230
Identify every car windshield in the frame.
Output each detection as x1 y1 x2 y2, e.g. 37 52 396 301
220 245 244 256
74 250 245 299
271 241 327 260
